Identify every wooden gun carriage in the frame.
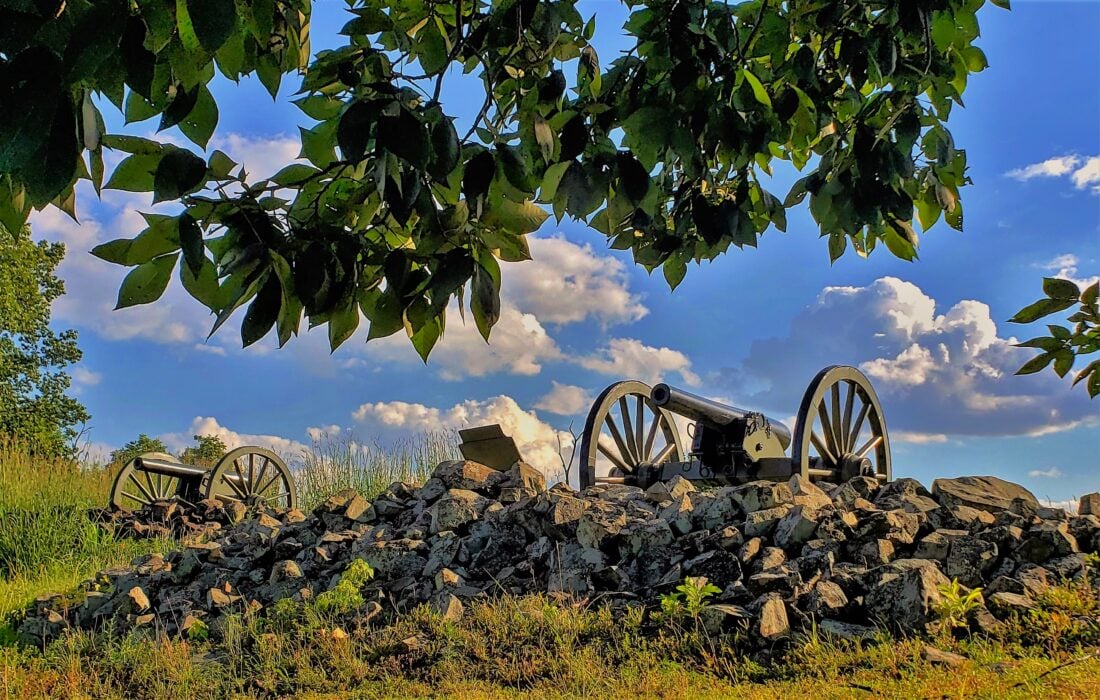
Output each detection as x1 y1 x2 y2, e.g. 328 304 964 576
109 446 297 511
577 365 891 490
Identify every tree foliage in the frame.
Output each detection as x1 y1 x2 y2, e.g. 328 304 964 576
0 223 88 455
0 0 1009 358
1010 278 1100 398
109 433 168 465
179 433 227 466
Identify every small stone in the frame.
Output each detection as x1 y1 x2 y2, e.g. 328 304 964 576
207 588 233 608
269 560 304 584
732 481 792 513
922 646 967 668
429 593 465 621
864 561 950 632
343 494 371 522
435 568 463 588
503 462 546 492
914 529 970 560
432 460 498 491
819 619 876 641
756 596 789 640
757 547 786 571
788 475 832 510
1079 493 1100 516
806 580 848 617
774 505 821 549
127 586 150 613
743 505 791 538
715 526 744 551
988 591 1035 617
428 489 488 534
858 538 894 566
133 613 156 627
1014 523 1078 563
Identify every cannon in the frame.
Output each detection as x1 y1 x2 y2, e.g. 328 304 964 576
577 365 891 490
109 446 297 511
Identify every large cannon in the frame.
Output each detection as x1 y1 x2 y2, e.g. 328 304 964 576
577 365 890 490
109 446 297 511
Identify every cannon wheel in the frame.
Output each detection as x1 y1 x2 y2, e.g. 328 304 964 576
206 447 297 510
109 452 185 510
792 365 891 484
578 380 684 490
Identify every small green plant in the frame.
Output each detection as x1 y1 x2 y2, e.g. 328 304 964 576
185 619 209 642
934 579 984 630
1084 552 1100 569
659 576 721 622
313 558 375 615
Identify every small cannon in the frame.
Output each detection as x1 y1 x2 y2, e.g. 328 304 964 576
577 365 891 490
109 447 297 511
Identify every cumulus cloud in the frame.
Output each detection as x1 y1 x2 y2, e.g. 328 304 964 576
729 277 1095 438
1028 467 1063 479
534 382 594 416
69 365 102 387
1006 154 1100 194
159 416 311 463
892 431 949 444
502 235 647 326
353 395 573 477
577 338 700 387
210 133 300 181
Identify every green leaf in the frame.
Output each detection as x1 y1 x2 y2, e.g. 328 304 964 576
105 153 161 192
828 233 846 262
1015 352 1054 376
101 135 165 155
463 151 495 200
271 163 320 187
961 46 988 73
208 150 238 178
1048 325 1072 341
187 0 237 52
409 313 443 361
180 257 220 310
378 109 430 168
1082 282 1098 306
539 161 572 203
178 213 205 275
1009 298 1077 324
1052 349 1074 378
483 199 549 235
337 100 378 161
364 289 404 340
428 117 459 180
663 253 687 290
1043 277 1080 301
328 300 360 352
178 85 219 149
153 148 207 203
294 95 345 121
159 84 200 131
299 124 337 168
1015 337 1062 352
116 254 178 309
415 24 447 74
90 239 134 265
471 265 500 341
534 117 554 163
741 69 772 108
241 275 281 347
883 227 917 261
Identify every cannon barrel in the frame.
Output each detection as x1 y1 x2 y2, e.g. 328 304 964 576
651 384 791 450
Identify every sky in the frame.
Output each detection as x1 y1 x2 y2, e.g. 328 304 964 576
29 1 1100 505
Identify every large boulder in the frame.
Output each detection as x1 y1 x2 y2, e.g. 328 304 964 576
864 560 950 632
931 476 1038 513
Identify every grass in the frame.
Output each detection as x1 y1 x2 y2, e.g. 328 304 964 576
1 435 1098 698
295 432 458 510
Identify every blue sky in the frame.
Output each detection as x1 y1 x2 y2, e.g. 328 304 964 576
32 1 1099 504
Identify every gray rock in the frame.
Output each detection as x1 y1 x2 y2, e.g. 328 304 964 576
576 507 628 551
269 560 304 584
944 538 998 587
1014 523 1078 563
773 506 821 549
806 580 848 617
914 529 970 560
988 591 1035 617
432 460 500 491
931 476 1038 513
429 489 488 534
1078 493 1100 516
732 481 792 513
756 595 789 640
922 646 967 668
819 619 876 640
743 505 792 538
659 495 695 536
788 475 832 510
864 560 949 632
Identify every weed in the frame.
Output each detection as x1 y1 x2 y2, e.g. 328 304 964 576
313 558 375 615
934 578 984 630
658 576 721 623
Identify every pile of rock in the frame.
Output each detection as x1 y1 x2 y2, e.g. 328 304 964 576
89 498 246 544
20 461 1100 649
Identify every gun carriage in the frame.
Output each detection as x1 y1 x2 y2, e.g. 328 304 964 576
578 365 891 490
109 446 297 510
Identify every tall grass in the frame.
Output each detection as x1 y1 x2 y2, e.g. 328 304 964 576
0 439 168 619
294 432 459 511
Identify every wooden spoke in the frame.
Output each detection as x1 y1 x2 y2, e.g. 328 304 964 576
248 453 255 489
855 434 884 458
254 458 270 494
849 400 871 453
597 436 633 473
817 402 838 459
830 382 842 456
810 430 838 467
255 471 282 498
604 414 636 467
840 380 856 453
130 473 156 503
618 397 639 463
643 412 661 461
635 395 645 459
651 441 678 464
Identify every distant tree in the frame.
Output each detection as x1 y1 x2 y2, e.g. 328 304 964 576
1011 278 1099 398
0 0 1009 360
179 433 227 466
0 223 88 455
110 434 168 465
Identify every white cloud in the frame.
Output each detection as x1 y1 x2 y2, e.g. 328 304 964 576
159 416 311 463
534 382 593 416
1028 467 1063 479
893 431 949 444
306 424 343 442
503 235 647 326
352 395 573 477
732 277 1096 438
1036 253 1099 291
69 365 102 387
1006 155 1081 181
1038 499 1078 514
1006 154 1100 194
210 133 300 181
577 337 700 387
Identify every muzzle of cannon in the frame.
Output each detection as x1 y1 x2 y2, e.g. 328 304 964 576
577 365 891 490
109 447 297 511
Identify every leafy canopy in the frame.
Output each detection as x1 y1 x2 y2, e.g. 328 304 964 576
109 433 168 465
179 433 227 466
0 0 1009 359
0 223 88 456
